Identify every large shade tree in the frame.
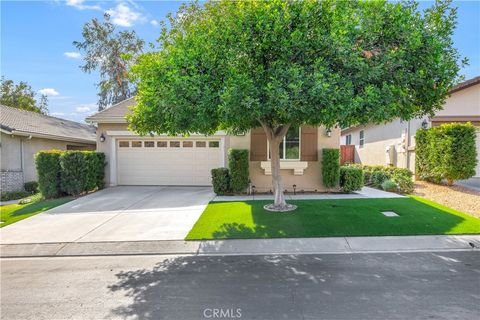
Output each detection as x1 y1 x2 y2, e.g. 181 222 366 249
128 0 463 211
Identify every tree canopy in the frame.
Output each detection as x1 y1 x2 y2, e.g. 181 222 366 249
74 13 144 111
0 77 49 114
128 0 463 209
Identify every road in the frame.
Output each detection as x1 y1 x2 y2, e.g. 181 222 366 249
1 251 479 320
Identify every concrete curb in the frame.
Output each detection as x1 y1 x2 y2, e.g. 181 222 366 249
1 235 479 258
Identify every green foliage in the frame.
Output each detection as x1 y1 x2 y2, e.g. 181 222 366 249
371 171 389 188
1 190 32 201
228 149 249 193
74 13 144 111
24 181 39 194
35 150 62 198
322 149 340 189
60 152 87 196
416 123 477 184
340 166 364 193
36 151 106 198
381 179 398 192
1 77 48 114
355 165 414 193
129 0 462 136
211 168 231 195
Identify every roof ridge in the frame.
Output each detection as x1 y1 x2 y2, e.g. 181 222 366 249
87 97 135 118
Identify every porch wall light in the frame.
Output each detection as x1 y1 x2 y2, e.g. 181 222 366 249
99 133 106 142
326 128 332 137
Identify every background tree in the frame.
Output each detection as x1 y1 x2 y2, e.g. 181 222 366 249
128 0 463 211
74 13 144 111
0 77 49 114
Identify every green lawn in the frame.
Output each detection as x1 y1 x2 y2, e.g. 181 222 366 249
0 195 73 227
186 196 480 240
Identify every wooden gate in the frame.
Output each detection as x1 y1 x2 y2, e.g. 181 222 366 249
340 145 355 165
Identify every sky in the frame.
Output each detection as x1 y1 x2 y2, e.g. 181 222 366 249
1 0 479 123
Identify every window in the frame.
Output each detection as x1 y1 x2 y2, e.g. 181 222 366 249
144 141 154 148
209 141 220 148
345 134 352 145
359 130 365 148
196 141 206 148
132 141 142 148
119 141 129 148
157 141 168 148
269 127 300 160
170 141 180 148
183 141 193 148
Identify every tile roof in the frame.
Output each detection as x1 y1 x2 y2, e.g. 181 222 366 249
1 104 96 143
86 97 136 122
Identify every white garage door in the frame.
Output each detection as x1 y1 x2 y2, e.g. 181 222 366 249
117 139 222 185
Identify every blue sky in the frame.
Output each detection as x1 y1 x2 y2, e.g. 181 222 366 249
1 0 479 123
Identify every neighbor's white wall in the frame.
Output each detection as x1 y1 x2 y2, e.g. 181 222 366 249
438 84 480 116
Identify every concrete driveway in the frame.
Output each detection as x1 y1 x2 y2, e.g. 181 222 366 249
0 186 214 244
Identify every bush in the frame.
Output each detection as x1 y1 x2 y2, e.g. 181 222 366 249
35 150 62 198
340 166 364 193
1 190 31 201
36 150 106 198
322 149 340 189
381 179 398 192
371 171 389 188
211 168 231 195
416 123 477 185
60 151 87 196
228 149 249 193
24 181 39 194
392 173 414 194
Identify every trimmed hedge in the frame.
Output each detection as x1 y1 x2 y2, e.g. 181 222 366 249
228 149 249 193
340 166 364 193
322 149 340 189
351 164 414 193
36 150 106 198
35 150 62 198
416 123 477 185
24 181 39 194
211 168 231 195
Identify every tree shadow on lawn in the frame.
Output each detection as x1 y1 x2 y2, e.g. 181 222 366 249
192 198 480 239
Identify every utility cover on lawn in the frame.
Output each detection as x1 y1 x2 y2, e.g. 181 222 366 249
382 211 400 217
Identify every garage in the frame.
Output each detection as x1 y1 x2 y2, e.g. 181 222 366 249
116 139 223 185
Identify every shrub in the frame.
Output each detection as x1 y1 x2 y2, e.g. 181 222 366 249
416 123 477 185
35 150 62 198
84 152 106 191
1 190 31 201
24 181 39 194
60 151 87 196
371 171 389 188
322 149 340 189
228 149 249 193
392 173 414 194
340 166 364 193
211 168 231 195
381 179 398 192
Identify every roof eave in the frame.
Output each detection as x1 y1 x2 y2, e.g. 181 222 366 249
2 130 96 144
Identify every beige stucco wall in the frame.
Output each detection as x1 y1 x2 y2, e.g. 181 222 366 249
1 133 95 183
438 84 480 116
229 126 341 192
96 123 129 186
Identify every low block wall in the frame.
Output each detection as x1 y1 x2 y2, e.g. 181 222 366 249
1 170 24 192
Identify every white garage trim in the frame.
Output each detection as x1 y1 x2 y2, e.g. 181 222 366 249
105 130 227 136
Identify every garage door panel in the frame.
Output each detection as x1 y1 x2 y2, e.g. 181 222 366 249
117 139 222 185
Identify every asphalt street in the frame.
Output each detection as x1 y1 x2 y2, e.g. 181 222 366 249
1 251 479 320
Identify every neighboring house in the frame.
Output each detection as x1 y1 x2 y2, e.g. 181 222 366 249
86 98 340 192
1 105 96 192
341 76 480 177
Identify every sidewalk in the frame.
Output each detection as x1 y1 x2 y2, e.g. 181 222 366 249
1 235 478 258
213 186 404 202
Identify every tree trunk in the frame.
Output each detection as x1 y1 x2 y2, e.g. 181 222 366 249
259 122 296 211
447 178 454 186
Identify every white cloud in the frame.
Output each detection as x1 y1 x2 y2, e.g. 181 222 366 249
76 105 94 113
51 112 65 117
65 0 101 11
106 3 144 27
64 52 81 59
150 19 158 26
38 88 60 96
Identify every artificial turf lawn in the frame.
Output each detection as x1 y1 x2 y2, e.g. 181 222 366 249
0 195 73 227
185 196 480 240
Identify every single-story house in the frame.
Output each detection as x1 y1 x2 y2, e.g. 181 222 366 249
340 76 480 177
1 105 96 192
86 98 340 192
